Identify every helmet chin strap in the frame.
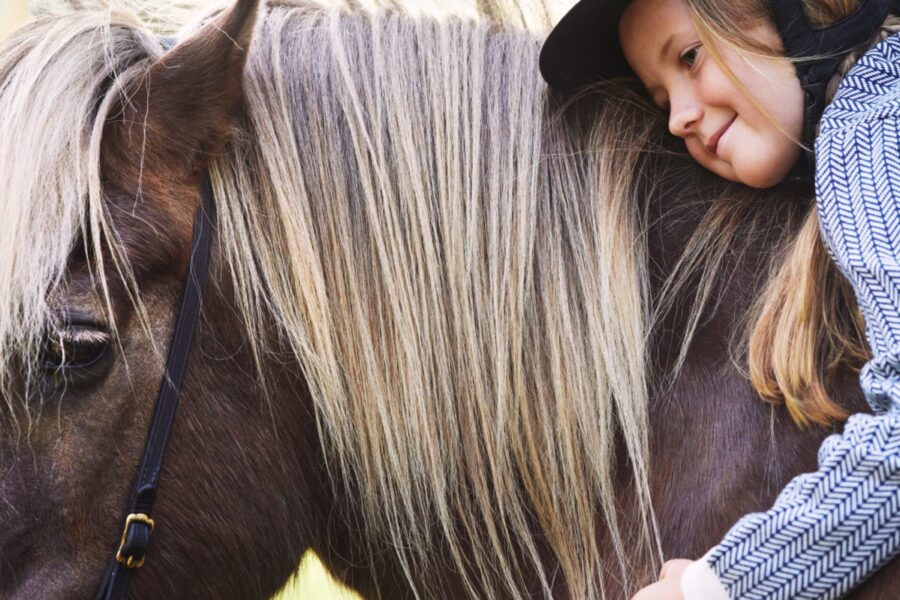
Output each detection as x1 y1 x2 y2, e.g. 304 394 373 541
771 0 900 188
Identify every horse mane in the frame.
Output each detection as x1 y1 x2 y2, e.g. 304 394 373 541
209 1 668 597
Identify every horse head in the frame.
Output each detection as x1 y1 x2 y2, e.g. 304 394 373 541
0 2 338 598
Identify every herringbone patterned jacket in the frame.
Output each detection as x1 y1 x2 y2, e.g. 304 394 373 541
679 31 900 600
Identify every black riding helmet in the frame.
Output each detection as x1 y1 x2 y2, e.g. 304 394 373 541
540 0 632 92
540 0 900 184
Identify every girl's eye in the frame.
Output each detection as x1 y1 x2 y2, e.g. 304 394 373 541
680 45 702 69
654 45 703 111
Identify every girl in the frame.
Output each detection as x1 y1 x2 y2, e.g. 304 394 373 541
542 0 900 598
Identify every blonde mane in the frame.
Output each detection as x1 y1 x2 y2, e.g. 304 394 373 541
211 2 665 596
1 1 665 597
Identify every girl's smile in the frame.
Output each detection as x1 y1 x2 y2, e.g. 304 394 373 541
708 114 736 156
618 0 806 188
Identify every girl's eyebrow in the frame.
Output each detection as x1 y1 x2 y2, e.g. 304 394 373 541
659 33 679 63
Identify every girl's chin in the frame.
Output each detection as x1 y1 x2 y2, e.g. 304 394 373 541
699 159 740 185
697 149 798 189
735 170 779 189
739 161 800 189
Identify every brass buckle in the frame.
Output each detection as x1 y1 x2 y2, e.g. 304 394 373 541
115 513 155 569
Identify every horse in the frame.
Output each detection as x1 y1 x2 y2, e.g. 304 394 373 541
0 0 895 597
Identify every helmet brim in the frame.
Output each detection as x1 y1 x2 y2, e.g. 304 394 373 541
539 0 634 92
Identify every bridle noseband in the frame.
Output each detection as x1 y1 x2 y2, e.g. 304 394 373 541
95 171 214 600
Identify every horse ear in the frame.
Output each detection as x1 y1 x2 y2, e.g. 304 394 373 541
109 0 260 181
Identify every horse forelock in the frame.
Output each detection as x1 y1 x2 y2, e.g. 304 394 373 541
0 6 168 425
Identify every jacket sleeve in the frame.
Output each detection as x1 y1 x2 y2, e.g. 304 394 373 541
681 44 900 600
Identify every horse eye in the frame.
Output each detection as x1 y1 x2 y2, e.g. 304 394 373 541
42 324 111 372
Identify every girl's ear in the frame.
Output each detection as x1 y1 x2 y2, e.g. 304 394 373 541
106 0 260 182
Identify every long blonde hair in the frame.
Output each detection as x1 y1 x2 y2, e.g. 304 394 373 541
665 0 900 426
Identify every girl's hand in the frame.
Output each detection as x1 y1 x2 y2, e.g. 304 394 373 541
630 559 692 600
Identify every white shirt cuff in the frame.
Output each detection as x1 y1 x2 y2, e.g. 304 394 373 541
680 549 729 600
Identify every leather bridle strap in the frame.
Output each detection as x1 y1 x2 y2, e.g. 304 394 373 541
95 172 215 600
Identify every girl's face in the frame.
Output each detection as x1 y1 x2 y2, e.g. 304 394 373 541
619 0 804 188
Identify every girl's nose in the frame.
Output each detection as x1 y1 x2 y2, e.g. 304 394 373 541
668 98 703 139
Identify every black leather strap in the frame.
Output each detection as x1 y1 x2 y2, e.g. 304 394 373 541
95 173 215 600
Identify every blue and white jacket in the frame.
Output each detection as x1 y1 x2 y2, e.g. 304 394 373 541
681 32 900 599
